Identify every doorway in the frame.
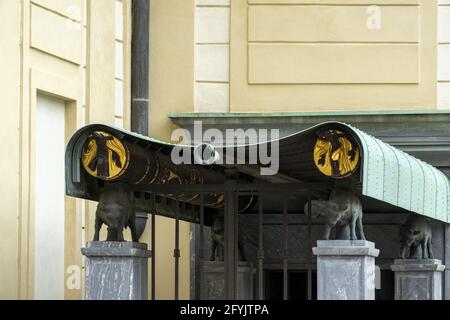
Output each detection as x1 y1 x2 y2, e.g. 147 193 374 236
34 93 66 299
265 270 317 300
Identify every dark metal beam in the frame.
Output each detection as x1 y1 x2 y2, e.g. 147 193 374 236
199 194 205 299
128 182 333 225
151 193 156 300
257 193 264 300
130 182 332 194
131 0 150 241
307 194 313 301
282 197 288 300
131 0 149 135
224 190 237 299
174 201 180 300
224 170 238 299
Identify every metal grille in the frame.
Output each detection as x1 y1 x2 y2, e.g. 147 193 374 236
149 186 322 300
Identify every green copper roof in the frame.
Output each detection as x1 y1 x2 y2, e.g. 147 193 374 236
66 122 450 224
348 125 450 223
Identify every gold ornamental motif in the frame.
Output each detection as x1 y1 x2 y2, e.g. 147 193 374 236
313 130 360 178
82 131 129 180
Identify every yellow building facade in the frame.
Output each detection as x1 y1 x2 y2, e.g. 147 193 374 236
0 0 449 299
0 0 190 300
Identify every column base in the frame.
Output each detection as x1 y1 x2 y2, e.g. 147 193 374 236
391 259 445 300
201 261 256 300
81 241 151 300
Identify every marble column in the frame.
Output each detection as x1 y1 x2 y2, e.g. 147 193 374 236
201 261 256 300
445 224 450 300
391 259 445 300
81 241 151 300
313 240 380 300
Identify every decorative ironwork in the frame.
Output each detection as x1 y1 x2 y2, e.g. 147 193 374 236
68 123 450 223
80 130 251 211
313 129 360 178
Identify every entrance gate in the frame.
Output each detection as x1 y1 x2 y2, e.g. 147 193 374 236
65 122 450 300
133 182 326 300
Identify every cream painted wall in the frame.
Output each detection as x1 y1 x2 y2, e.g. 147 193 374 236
438 0 450 108
0 0 191 300
0 0 21 300
229 0 438 112
86 0 116 124
0 0 156 299
15 0 84 300
83 0 116 259
195 0 231 112
149 0 195 299
150 0 195 137
190 0 441 113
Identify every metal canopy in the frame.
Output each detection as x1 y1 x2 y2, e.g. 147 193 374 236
65 122 450 223
350 125 450 223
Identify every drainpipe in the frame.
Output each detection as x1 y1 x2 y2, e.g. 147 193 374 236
131 0 150 239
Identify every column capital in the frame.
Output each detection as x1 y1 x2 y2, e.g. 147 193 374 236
81 241 152 258
313 240 380 258
391 259 445 272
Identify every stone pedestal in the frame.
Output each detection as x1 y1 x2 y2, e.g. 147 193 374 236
201 261 256 300
313 240 379 300
391 259 445 300
81 241 151 300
